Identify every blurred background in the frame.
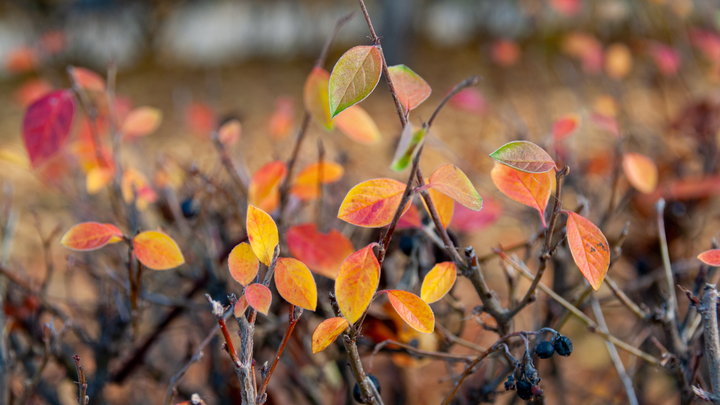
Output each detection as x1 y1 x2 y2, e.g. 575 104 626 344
2 0 720 404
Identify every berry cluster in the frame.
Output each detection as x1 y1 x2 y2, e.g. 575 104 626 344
505 332 573 401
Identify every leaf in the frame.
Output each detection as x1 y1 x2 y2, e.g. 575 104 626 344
86 167 115 195
589 113 620 137
489 141 556 173
22 89 76 168
427 164 483 211
121 107 162 139
268 96 295 139
69 67 105 92
491 39 521 67
391 125 427 172
218 119 241 145
228 243 259 286
104 224 124 244
245 283 272 315
450 198 502 233
61 222 120 251
329 46 382 118
491 163 552 226
552 114 581 141
335 245 380 323
249 161 287 213
133 231 185 270
420 262 457 304
564 211 610 291
387 65 432 113
286 223 354 279
121 169 158 211
275 257 317 311
622 153 658 194
698 250 720 266
290 161 345 201
304 67 333 131
448 88 486 114
15 78 53 107
246 205 279 266
423 188 454 229
383 290 435 333
185 102 216 137
312 317 349 354
338 179 411 228
234 295 250 318
333 105 381 144
396 203 423 229
604 43 633 80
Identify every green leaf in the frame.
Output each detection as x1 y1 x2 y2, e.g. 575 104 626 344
489 141 556 173
329 46 383 118
390 125 427 172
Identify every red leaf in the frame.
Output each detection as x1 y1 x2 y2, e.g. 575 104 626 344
450 198 502 233
286 223 354 279
22 90 76 168
698 250 720 266
245 283 272 316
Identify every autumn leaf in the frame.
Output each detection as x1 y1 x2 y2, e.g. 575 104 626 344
589 113 620 137
246 205 279 266
491 163 552 226
397 203 423 229
228 242 259 286
14 78 53 107
104 224 124 244
552 114 581 141
391 124 427 172
290 161 344 201
448 88 485 115
698 250 720 266
489 141 556 173
121 169 158 211
329 46 382 118
248 161 287 212
121 107 162 139
275 257 317 310
423 188 454 228
218 119 241 145
61 222 122 251
622 153 658 194
382 290 435 333
304 67 333 131
312 317 349 354
335 245 380 323
133 231 185 270
86 167 115 195
492 39 521 67
268 96 295 139
420 262 457 304
333 105 381 144
185 102 216 137
22 89 76 168
234 295 249 318
605 43 633 80
286 223 354 279
427 164 482 211
387 65 432 113
69 67 105 92
245 283 272 316
338 179 411 228
450 198 502 233
565 211 609 291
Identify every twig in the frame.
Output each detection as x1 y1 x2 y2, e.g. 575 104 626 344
657 199 687 353
73 355 88 405
368 339 473 372
256 306 303 404
435 323 486 353
427 76 481 128
462 247 508 332
698 284 720 403
211 133 249 199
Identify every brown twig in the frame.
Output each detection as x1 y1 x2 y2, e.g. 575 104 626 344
698 284 720 402
368 339 474 372
73 355 88 405
256 306 303 404
211 133 249 199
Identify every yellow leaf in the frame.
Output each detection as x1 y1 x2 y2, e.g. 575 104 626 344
246 205 278 266
312 317 349 354
335 245 380 323
133 231 185 270
228 242 259 286
275 257 317 311
420 262 457 303
384 290 435 333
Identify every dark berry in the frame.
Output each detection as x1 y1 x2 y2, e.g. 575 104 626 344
554 335 573 357
181 198 198 218
399 235 415 256
516 379 533 400
352 374 381 403
504 374 515 391
535 341 555 359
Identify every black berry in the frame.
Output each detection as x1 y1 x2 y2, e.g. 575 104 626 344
535 341 555 359
181 198 198 218
516 379 533 400
399 235 415 256
554 335 573 357
352 374 381 403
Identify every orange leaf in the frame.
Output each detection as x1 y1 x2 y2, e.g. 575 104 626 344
121 169 158 211
290 161 344 201
234 295 250 318
604 43 633 80
185 102 216 137
69 67 106 92
312 317 349 354
397 203 423 229
86 166 115 195
383 290 435 333
329 46 383 117
552 114 581 141
423 188 454 229
121 107 162 139
420 262 457 304
61 222 120 251
387 64 432 113
246 205 278 266
427 164 482 211
275 257 317 310
248 161 287 212
218 119 241 145
133 231 185 270
268 96 295 140
565 211 609 291
14 78 53 107
104 223 124 244
338 179 411 228
304 67 333 131
491 163 552 226
698 250 720 266
245 283 272 315
491 39 521 67
335 245 380 323
286 223 354 279
622 153 658 194
490 141 556 173
333 105 381 144
228 243 259 286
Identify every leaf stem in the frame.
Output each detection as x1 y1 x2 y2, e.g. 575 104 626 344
256 306 303 404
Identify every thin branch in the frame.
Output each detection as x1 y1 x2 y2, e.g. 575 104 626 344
698 284 720 402
256 306 303 404
368 339 473 372
657 198 687 353
427 76 480 128
211 133 249 199
73 355 88 405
